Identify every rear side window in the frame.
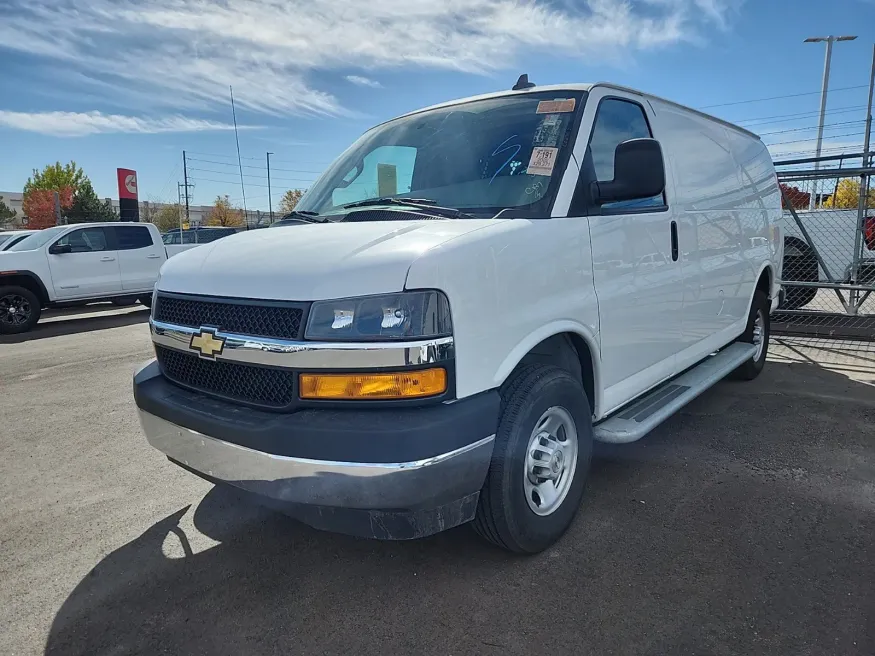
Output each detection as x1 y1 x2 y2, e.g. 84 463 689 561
115 226 154 250
587 98 665 211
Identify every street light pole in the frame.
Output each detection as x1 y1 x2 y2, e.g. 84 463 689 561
266 151 274 223
804 35 857 209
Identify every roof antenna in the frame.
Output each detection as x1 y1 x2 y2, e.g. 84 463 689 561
512 74 536 91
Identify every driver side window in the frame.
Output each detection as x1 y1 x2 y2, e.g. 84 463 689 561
588 98 665 211
54 228 109 253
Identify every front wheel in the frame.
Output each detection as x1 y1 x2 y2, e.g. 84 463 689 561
471 364 592 554
732 289 770 381
0 286 41 335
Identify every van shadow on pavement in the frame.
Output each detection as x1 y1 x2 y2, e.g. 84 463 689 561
44 361 875 656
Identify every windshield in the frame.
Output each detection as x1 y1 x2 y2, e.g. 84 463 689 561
6 226 66 252
297 90 586 219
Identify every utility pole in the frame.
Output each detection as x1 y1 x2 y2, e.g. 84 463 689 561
804 35 857 209
182 150 191 224
267 152 274 223
177 183 185 234
849 44 875 310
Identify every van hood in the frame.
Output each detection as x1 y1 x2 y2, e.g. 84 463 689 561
157 219 506 300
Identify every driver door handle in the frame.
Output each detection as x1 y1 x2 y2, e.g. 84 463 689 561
100 256 116 262
146 254 162 259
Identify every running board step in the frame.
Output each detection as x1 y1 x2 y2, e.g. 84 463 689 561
593 343 757 444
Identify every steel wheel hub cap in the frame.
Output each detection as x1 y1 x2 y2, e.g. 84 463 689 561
752 310 765 361
524 406 578 516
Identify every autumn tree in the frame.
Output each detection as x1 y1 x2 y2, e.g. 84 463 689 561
205 195 244 227
24 161 87 196
22 188 74 229
65 180 119 223
823 178 875 209
0 196 17 228
779 183 810 210
147 203 183 232
279 189 305 214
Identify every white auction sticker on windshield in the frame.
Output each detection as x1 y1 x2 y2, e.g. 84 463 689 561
526 147 559 176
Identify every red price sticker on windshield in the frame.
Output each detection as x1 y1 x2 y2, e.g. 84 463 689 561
536 99 575 114
527 147 559 176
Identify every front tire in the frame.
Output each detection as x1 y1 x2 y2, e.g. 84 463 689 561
0 286 41 335
472 364 593 554
732 290 770 381
139 295 152 309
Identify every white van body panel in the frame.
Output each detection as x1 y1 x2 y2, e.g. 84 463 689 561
157 219 507 300
404 217 602 411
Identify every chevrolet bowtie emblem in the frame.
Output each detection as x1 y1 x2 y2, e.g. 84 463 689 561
189 328 225 360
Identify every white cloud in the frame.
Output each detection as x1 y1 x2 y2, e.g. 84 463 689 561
0 110 257 137
0 0 736 118
345 75 383 89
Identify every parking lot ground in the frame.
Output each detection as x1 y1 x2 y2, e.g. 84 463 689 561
1 308 874 656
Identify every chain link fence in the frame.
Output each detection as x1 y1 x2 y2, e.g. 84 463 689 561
773 151 875 340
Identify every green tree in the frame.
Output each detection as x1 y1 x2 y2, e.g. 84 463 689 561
0 196 17 228
279 189 305 214
23 161 88 196
64 180 119 223
205 195 244 227
148 203 183 233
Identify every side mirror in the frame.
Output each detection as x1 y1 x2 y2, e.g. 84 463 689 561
49 242 73 255
592 138 666 205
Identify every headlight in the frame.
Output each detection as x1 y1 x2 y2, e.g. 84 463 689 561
305 291 452 341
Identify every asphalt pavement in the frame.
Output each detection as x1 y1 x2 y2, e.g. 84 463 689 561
1 306 873 655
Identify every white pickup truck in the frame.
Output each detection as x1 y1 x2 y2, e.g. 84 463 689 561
778 208 875 309
0 222 165 334
134 81 782 553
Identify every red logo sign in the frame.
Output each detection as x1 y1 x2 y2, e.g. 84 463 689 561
117 168 138 200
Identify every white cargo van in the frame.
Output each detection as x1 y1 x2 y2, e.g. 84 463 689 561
134 81 783 553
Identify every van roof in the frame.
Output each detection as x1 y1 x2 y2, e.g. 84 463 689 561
390 82 759 141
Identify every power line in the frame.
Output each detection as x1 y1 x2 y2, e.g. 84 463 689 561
188 167 317 184
186 150 333 165
186 157 325 175
699 84 869 109
763 130 865 146
734 104 868 126
757 119 867 136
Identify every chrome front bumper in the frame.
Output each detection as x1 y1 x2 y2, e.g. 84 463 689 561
139 410 495 511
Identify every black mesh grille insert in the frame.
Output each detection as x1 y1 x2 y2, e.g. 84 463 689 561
154 294 304 339
156 346 296 408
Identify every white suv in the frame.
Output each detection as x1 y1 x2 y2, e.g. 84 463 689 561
134 82 782 553
0 222 165 334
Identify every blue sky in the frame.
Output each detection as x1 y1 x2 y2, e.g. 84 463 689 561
2 0 875 211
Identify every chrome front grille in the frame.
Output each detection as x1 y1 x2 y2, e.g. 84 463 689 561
153 293 307 340
155 345 297 409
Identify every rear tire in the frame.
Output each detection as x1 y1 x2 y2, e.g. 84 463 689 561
732 290 770 381
471 364 592 554
779 238 818 310
0 286 41 335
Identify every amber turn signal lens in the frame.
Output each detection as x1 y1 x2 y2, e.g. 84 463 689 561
299 369 447 400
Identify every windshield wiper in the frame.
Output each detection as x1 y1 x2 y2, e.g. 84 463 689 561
280 210 327 223
342 197 476 220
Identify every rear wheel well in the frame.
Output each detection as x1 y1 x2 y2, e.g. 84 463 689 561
514 333 595 414
0 274 48 306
